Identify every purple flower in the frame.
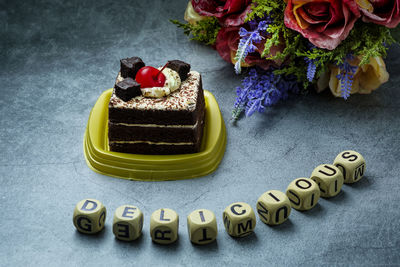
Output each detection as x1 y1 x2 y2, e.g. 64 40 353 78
232 67 299 120
336 55 357 100
305 58 317 82
234 19 270 74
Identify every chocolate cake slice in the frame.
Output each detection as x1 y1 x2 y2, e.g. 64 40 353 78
108 59 205 155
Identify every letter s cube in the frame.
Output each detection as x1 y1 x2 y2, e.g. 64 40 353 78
150 208 179 244
113 205 143 241
73 199 106 234
187 209 217 245
334 150 366 184
223 202 256 237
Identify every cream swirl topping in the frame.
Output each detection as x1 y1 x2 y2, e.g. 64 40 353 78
141 67 181 98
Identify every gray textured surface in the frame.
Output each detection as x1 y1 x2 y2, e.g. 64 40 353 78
1 0 400 266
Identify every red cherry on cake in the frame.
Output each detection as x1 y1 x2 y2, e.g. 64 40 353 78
135 66 166 88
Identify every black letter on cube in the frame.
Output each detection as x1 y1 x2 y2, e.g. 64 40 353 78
257 190 291 225
334 150 366 184
73 199 106 234
150 208 179 244
286 178 320 211
222 202 256 237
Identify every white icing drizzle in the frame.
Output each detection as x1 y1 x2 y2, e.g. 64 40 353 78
141 67 181 98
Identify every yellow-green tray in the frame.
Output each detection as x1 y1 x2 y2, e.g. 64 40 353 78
83 89 226 181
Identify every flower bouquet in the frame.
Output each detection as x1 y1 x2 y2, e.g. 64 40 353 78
171 0 400 120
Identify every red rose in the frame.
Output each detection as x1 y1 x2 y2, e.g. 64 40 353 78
284 0 361 50
191 0 252 26
357 0 400 27
215 27 284 70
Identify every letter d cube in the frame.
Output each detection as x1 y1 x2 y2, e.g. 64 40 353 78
73 199 106 234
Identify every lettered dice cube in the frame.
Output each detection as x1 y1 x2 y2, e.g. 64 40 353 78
73 199 106 234
150 208 179 244
311 164 344 198
223 202 256 237
286 178 320 211
112 205 143 241
256 190 291 225
187 209 217 245
334 150 366 184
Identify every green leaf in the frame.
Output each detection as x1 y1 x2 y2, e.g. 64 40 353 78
170 17 221 46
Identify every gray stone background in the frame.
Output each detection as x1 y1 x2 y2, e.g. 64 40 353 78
1 0 399 266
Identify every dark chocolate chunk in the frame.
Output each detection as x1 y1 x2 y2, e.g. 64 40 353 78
115 78 141 102
167 60 191 81
120 57 145 78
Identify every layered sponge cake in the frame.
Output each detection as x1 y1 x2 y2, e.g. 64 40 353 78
108 57 205 155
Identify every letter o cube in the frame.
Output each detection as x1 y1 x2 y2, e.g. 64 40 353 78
311 164 344 198
112 205 143 241
73 199 106 234
334 150 366 184
286 178 320 211
223 202 256 237
187 209 217 245
150 208 179 245
256 190 291 225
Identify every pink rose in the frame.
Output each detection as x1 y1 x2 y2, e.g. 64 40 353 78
357 0 400 27
284 0 361 50
191 0 253 26
215 27 284 70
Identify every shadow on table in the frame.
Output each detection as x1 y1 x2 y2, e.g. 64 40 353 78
323 189 348 205
112 230 146 249
150 237 182 253
191 240 219 252
345 176 371 190
268 219 295 233
73 226 108 243
230 232 259 246
298 203 325 218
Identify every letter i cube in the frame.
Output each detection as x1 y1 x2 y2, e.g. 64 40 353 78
223 202 256 237
73 199 106 234
150 208 179 244
113 205 143 241
187 209 217 245
256 190 291 225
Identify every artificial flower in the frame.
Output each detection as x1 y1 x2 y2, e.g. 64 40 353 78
191 0 252 26
184 1 207 24
357 0 400 28
215 26 284 70
329 56 389 96
316 70 331 92
284 0 361 50
173 0 398 120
